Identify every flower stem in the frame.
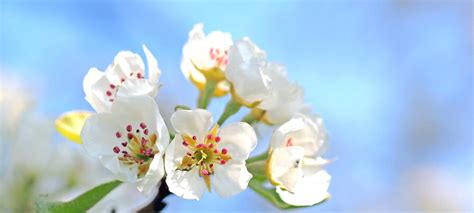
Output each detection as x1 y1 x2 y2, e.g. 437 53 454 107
174 105 191 111
217 98 242 126
246 152 268 164
197 81 217 109
248 178 295 209
241 113 258 125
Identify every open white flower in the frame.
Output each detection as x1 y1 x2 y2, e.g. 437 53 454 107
165 109 257 200
181 23 232 96
83 45 161 112
253 63 310 125
225 38 272 107
267 113 331 206
81 95 169 193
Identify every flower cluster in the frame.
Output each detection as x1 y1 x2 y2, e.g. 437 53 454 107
55 23 331 211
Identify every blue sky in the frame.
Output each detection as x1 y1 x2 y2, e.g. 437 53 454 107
1 0 472 211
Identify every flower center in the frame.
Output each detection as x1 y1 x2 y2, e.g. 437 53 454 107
177 125 231 191
112 122 158 178
209 47 228 68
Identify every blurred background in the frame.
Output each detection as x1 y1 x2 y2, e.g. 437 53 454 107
1 0 472 212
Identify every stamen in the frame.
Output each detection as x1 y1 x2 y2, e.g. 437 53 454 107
146 149 153 156
221 148 228 155
127 133 133 140
220 160 226 165
207 134 213 140
126 125 132 132
215 137 221 142
110 84 116 89
144 129 149 135
140 122 147 129
115 132 122 138
137 73 143 79
106 91 112 96
201 169 210 176
113 146 120 153
192 136 197 140
121 142 127 147
182 141 189 146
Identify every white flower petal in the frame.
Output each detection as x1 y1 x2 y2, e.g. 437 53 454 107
268 146 305 192
136 154 165 194
170 109 212 143
218 122 257 162
81 113 122 158
83 67 105 102
89 183 159 213
270 114 327 158
110 51 145 79
84 70 112 112
165 135 206 200
188 23 205 41
212 161 252 198
226 38 271 103
143 45 161 84
117 78 158 98
164 134 189 170
276 170 331 206
99 155 139 182
259 63 308 124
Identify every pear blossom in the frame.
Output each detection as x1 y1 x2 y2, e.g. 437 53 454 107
81 95 169 193
267 113 331 206
225 38 272 107
253 63 310 125
83 45 161 112
181 23 232 96
165 109 257 199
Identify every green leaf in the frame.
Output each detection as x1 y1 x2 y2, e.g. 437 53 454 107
36 180 122 213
